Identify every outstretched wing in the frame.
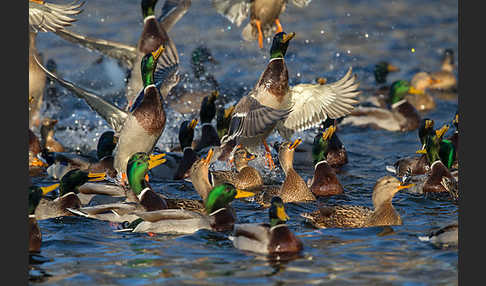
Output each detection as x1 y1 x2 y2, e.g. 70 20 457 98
291 0 312 8
211 0 250 27
29 0 84 33
224 96 292 142
33 54 128 133
278 68 360 138
158 0 191 32
55 29 138 69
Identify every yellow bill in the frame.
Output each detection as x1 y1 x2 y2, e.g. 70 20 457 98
416 149 427 154
151 45 165 60
234 189 255 199
148 153 167 170
88 172 106 182
41 183 60 195
397 183 415 191
30 157 47 168
387 63 400 72
224 106 235 119
289 138 302 150
204 148 214 164
277 205 290 221
188 119 198 130
282 32 296 43
408 86 424 95
453 114 458 125
435 124 449 138
322 125 336 140
317 77 327 85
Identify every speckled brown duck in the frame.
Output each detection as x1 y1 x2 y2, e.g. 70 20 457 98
211 146 263 191
40 118 64 153
230 196 303 255
254 139 316 207
301 176 413 228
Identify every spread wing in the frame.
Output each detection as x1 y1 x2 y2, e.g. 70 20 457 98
224 96 292 141
278 68 360 138
29 0 84 33
33 54 128 133
158 0 191 32
291 0 312 8
55 29 138 69
211 0 250 27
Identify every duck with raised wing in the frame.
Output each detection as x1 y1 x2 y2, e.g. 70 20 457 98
29 0 84 128
56 0 187 107
229 196 303 255
222 32 359 169
36 44 176 184
212 0 312 48
301 176 413 228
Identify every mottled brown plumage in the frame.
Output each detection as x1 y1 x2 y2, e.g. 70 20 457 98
29 216 42 253
301 176 410 228
35 192 82 220
132 86 166 135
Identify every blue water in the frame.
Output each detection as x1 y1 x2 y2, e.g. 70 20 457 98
31 0 458 284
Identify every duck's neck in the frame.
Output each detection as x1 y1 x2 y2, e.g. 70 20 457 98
280 153 294 176
191 169 212 202
234 160 249 172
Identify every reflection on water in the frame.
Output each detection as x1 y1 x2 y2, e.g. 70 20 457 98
31 0 457 284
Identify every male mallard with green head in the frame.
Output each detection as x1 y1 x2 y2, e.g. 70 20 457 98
387 119 446 177
301 176 413 228
56 0 187 107
309 125 344 197
34 169 105 220
222 31 359 169
212 0 312 48
312 120 348 170
211 146 263 191
341 80 421 132
230 196 303 255
372 61 400 97
123 183 254 234
29 0 84 128
36 44 176 184
254 139 316 207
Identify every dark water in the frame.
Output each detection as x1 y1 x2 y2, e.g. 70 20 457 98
32 0 458 284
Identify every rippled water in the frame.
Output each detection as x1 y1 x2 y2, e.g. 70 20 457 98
31 0 458 284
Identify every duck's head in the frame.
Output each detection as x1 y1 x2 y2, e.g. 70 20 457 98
232 147 256 171
372 176 413 209
418 118 435 145
216 105 235 139
278 139 302 172
389 80 423 105
189 148 215 201
442 49 454 70
312 125 336 165
270 32 295 59
269 197 289 227
140 44 164 87
178 119 198 150
416 125 449 164
200 91 219 124
29 183 62 214
141 0 158 20
191 45 218 68
374 61 399 84
204 183 254 214
411 72 440 92
59 169 106 196
97 131 117 160
127 152 166 195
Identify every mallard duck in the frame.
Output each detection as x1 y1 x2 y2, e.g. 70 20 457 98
425 49 457 91
229 196 303 255
43 130 118 180
416 125 456 170
447 111 458 167
341 80 421 132
222 32 359 169
36 44 176 183
406 72 437 111
418 222 458 247
309 125 344 196
211 146 263 191
254 140 316 207
386 119 444 177
29 185 52 253
216 105 235 140
34 169 105 220
194 91 222 152
212 0 312 48
29 0 84 128
119 183 254 234
40 118 64 153
369 61 400 99
173 119 199 179
312 120 348 170
301 176 413 228
167 45 220 115
56 0 187 107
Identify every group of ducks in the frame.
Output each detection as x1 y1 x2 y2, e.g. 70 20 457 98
28 0 458 260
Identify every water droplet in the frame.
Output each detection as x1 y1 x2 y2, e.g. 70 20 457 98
365 33 369 38
347 50 351 54
411 48 416 53
336 52 340 57
305 39 309 44
320 30 325 34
